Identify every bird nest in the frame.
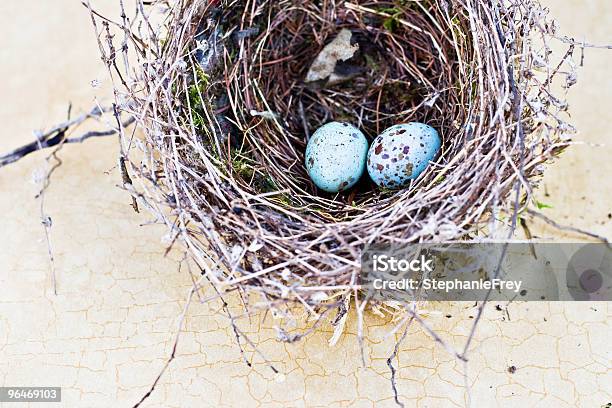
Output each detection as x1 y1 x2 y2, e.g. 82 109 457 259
89 0 576 326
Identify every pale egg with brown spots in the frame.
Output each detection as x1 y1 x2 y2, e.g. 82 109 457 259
367 123 441 189
305 122 368 193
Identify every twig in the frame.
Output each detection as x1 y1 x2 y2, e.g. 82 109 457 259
35 103 75 295
386 316 414 408
555 35 612 50
298 99 310 141
133 283 196 408
0 106 134 168
526 209 610 244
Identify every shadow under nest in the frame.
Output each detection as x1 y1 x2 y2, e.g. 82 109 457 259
184 1 467 222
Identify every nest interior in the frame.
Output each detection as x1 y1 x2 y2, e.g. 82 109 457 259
105 0 573 307
196 1 465 215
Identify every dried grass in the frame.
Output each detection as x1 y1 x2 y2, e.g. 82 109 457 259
86 0 579 347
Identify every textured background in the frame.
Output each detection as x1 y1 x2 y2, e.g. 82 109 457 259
0 1 610 407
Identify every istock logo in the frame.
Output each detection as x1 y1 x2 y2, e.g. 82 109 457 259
372 254 434 273
566 244 612 301
361 242 612 302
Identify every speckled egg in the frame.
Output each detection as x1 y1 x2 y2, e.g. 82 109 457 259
367 123 441 189
305 122 368 193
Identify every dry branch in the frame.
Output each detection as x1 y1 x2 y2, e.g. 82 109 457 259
0 105 134 168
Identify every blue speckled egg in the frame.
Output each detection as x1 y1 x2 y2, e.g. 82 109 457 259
367 123 441 189
305 122 368 193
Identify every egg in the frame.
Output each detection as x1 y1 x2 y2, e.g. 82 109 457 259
367 123 441 189
305 122 368 193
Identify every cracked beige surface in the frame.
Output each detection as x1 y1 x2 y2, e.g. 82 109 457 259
0 1 611 407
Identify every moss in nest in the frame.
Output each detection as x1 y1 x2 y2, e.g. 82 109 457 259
231 155 255 180
379 6 403 32
272 194 294 207
254 174 278 194
231 147 280 194
185 66 210 130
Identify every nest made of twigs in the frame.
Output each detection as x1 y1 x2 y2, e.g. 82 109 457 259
90 0 577 322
